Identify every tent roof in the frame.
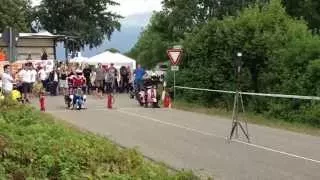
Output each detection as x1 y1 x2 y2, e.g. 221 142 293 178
113 53 136 63
87 51 132 63
86 51 137 69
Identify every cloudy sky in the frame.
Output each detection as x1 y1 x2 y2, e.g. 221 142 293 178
31 0 163 58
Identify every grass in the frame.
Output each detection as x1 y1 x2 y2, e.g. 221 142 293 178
173 100 320 137
0 99 198 180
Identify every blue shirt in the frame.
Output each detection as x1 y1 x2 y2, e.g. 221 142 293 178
135 68 145 80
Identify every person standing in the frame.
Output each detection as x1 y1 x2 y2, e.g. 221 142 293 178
18 63 32 103
90 70 96 95
1 65 14 97
38 66 47 91
108 63 118 93
48 68 59 96
94 63 106 98
30 65 37 97
134 64 146 91
83 64 92 95
119 66 129 93
0 48 7 61
59 67 68 95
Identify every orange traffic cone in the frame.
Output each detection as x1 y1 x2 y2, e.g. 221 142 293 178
107 94 114 109
163 94 171 108
39 93 46 112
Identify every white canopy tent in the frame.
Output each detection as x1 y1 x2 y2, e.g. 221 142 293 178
85 51 136 70
69 52 89 63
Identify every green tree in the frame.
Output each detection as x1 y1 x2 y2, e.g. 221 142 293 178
36 0 122 49
173 0 320 125
105 48 120 53
0 0 32 32
283 0 320 29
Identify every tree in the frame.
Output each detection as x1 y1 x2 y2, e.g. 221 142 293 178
105 48 120 53
0 0 32 32
36 0 122 49
283 0 320 30
173 0 320 125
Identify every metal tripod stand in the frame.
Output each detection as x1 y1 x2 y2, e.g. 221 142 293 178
229 52 250 143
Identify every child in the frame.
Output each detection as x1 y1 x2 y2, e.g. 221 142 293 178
11 84 22 102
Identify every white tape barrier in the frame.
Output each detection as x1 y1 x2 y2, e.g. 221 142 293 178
175 86 320 101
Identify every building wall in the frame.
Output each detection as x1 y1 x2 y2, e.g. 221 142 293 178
0 37 55 60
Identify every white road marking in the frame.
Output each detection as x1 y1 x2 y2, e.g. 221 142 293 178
117 109 320 165
46 107 320 164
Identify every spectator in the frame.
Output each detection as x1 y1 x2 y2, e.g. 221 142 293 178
59 66 68 95
38 66 47 91
105 68 115 95
41 49 48 60
108 63 118 93
94 63 106 98
83 64 92 95
1 64 14 96
18 63 32 103
0 48 6 61
134 64 146 91
119 65 129 93
48 67 59 96
26 53 32 60
90 70 96 93
30 65 37 97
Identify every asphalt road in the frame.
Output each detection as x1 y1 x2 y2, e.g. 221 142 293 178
35 94 320 180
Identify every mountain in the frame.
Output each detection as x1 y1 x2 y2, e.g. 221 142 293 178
56 12 153 60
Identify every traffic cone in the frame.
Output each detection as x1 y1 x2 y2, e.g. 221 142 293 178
39 93 46 112
107 94 114 109
163 94 171 108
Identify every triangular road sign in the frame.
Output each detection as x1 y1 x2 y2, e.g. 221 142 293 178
167 49 183 65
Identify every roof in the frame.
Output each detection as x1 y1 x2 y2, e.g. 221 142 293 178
0 30 65 39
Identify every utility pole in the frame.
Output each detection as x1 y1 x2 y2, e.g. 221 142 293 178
9 27 13 62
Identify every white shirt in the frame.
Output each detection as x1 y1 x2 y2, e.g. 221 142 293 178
38 69 47 81
19 69 32 83
1 72 13 92
30 69 37 83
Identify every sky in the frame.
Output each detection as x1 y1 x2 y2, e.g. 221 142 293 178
31 0 163 59
31 0 162 17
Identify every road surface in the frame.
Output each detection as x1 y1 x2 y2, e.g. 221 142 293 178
35 94 320 180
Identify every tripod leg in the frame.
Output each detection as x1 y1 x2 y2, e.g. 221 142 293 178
238 122 250 143
240 94 249 140
229 122 237 141
230 92 239 140
235 94 239 138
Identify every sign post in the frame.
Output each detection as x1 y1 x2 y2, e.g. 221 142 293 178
167 46 183 106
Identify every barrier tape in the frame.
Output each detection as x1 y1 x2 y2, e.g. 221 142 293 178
175 86 320 101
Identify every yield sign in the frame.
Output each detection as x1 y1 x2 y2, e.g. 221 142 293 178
167 49 183 65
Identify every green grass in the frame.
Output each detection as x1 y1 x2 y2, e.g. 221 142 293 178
0 99 198 180
174 100 320 137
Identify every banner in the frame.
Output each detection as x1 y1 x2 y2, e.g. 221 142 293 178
0 60 55 75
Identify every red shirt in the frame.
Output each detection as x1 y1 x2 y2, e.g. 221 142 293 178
72 75 86 87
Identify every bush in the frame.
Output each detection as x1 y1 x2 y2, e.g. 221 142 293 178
0 101 197 179
166 0 320 127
